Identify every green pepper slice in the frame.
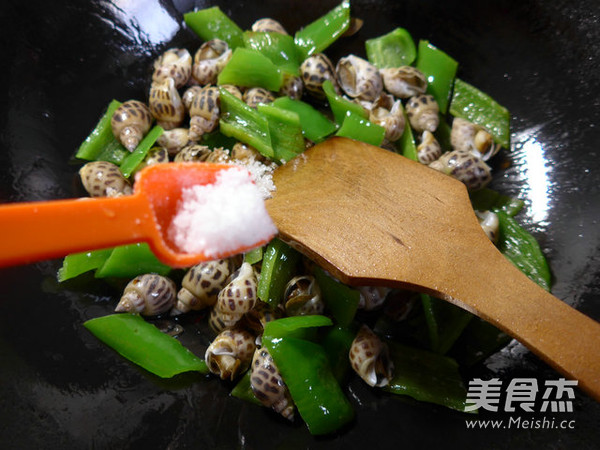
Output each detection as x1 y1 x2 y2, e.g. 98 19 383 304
217 47 283 91
383 341 470 412
469 188 525 217
322 79 368 124
365 27 417 68
421 294 474 355
183 7 244 49
84 313 209 378
335 113 386 147
94 243 171 278
219 87 274 158
57 248 113 282
257 238 301 307
119 125 164 178
271 96 337 143
450 78 511 149
243 31 301 75
294 0 351 60
494 209 551 291
313 266 360 327
75 99 125 161
415 40 458 114
257 103 305 162
263 335 354 435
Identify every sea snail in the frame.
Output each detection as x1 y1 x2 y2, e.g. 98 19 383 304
115 274 177 316
250 347 295 420
205 326 256 380
79 161 132 198
111 100 153 152
349 325 394 387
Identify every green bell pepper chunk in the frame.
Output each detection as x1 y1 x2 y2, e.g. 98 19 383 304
95 139 129 166
322 80 368 124
449 316 511 367
469 188 525 217
321 325 356 382
365 27 417 68
243 31 301 75
421 294 474 355
257 238 301 307
217 47 283 91
294 0 351 60
271 97 337 143
263 315 333 340
219 87 274 158
335 113 386 147
395 103 418 159
76 99 126 161
95 243 171 279
415 40 458 114
119 125 164 178
313 266 360 327
84 313 208 378
257 103 305 162
494 209 551 291
449 78 511 149
183 7 244 49
263 335 354 435
244 246 263 265
200 130 238 150
231 370 262 406
57 248 113 282
383 341 471 412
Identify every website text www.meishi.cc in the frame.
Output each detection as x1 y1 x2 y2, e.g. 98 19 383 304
465 416 576 430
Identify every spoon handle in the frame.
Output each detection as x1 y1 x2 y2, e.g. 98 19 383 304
0 194 153 267
446 244 600 402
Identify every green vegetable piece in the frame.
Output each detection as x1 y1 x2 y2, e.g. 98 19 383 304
384 341 471 412
313 266 360 327
84 313 208 378
119 126 164 178
263 315 333 341
217 47 283 91
415 40 458 113
75 99 124 161
321 325 356 382
200 130 238 150
57 248 113 282
450 78 511 149
257 238 301 307
257 103 305 162
219 87 274 158
365 27 417 68
335 113 386 147
271 96 337 143
94 139 129 166
434 114 452 151
449 316 511 367
421 294 474 354
322 79 368 124
243 31 301 75
294 0 351 60
494 209 551 291
263 336 354 435
396 103 418 159
470 188 525 217
244 246 263 265
183 7 244 49
231 370 262 406
95 243 171 279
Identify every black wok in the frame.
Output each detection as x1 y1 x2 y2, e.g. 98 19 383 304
1 0 599 448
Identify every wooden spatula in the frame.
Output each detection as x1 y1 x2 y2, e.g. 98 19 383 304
266 137 600 402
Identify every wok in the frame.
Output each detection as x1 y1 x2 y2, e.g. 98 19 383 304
1 0 599 448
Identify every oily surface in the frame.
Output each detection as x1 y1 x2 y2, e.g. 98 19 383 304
1 0 599 448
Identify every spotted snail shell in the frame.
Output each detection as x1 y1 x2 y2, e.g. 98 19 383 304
450 117 498 159
216 262 258 316
172 259 237 315
405 94 439 133
173 144 212 162
251 18 288 34
188 86 220 140
428 149 492 191
205 326 256 380
242 87 275 109
250 347 295 420
152 48 192 88
115 274 177 316
300 53 340 99
283 275 324 316
156 128 191 156
417 130 442 165
380 66 427 99
357 286 390 311
192 39 232 85
349 325 394 387
368 93 405 142
336 54 383 102
79 161 132 197
148 77 186 130
111 100 153 152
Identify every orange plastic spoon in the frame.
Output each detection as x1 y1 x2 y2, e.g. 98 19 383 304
0 162 273 268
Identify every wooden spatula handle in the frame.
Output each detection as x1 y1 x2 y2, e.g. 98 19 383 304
444 244 600 402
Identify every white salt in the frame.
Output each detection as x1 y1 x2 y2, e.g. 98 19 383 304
169 167 277 256
232 158 276 200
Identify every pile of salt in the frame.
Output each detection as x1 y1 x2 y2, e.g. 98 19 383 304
168 167 277 257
